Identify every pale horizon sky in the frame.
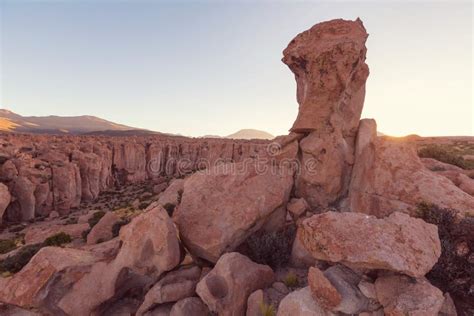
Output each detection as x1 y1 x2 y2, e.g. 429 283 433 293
1 1 472 137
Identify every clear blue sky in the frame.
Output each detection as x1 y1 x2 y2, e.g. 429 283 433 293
1 1 472 137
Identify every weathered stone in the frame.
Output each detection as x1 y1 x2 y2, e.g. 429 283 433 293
196 252 274 316
169 297 209 316
57 206 182 316
86 211 120 245
0 247 100 312
7 176 35 221
439 293 458 316
0 183 11 224
246 289 266 316
136 266 201 316
347 121 474 216
374 275 444 316
282 18 369 136
287 198 309 219
322 265 369 314
308 266 342 310
158 178 184 208
300 211 441 277
175 162 294 262
277 287 335 316
24 223 89 244
290 230 318 268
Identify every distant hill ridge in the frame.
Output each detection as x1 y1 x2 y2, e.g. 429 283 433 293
0 110 274 140
0 109 141 135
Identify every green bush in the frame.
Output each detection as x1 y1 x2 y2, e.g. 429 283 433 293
88 211 106 228
417 203 474 314
241 224 296 269
418 145 467 169
0 239 17 255
259 301 276 316
43 232 72 247
283 271 299 288
0 243 42 274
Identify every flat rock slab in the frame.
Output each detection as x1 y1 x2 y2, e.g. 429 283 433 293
300 211 441 277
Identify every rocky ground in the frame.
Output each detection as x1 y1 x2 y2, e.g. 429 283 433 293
0 18 473 316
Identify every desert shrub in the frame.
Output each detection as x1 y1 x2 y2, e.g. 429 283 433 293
259 301 276 316
242 224 296 269
43 232 72 247
112 219 130 237
418 145 467 169
0 239 17 254
163 203 176 217
64 217 78 225
417 203 474 314
0 243 42 274
283 271 299 288
138 202 149 210
88 211 106 228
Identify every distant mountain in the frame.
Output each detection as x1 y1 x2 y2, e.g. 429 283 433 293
0 109 144 135
225 129 274 140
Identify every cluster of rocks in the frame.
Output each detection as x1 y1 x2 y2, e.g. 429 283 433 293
0 17 473 316
0 134 267 223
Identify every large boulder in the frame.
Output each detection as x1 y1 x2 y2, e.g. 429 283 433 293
57 205 182 315
174 162 294 262
347 120 474 216
299 211 441 277
374 275 444 315
196 252 274 315
0 247 100 312
0 183 11 224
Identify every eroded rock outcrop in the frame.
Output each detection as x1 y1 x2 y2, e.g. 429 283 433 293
0 134 267 222
299 211 441 277
174 162 294 262
347 120 474 217
282 18 369 209
0 183 11 224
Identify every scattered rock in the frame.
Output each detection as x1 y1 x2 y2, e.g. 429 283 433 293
277 287 335 316
196 252 274 315
308 266 342 310
322 265 369 314
136 266 201 315
374 275 444 316
299 211 441 277
169 297 209 316
86 211 120 244
287 198 309 219
439 293 458 316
